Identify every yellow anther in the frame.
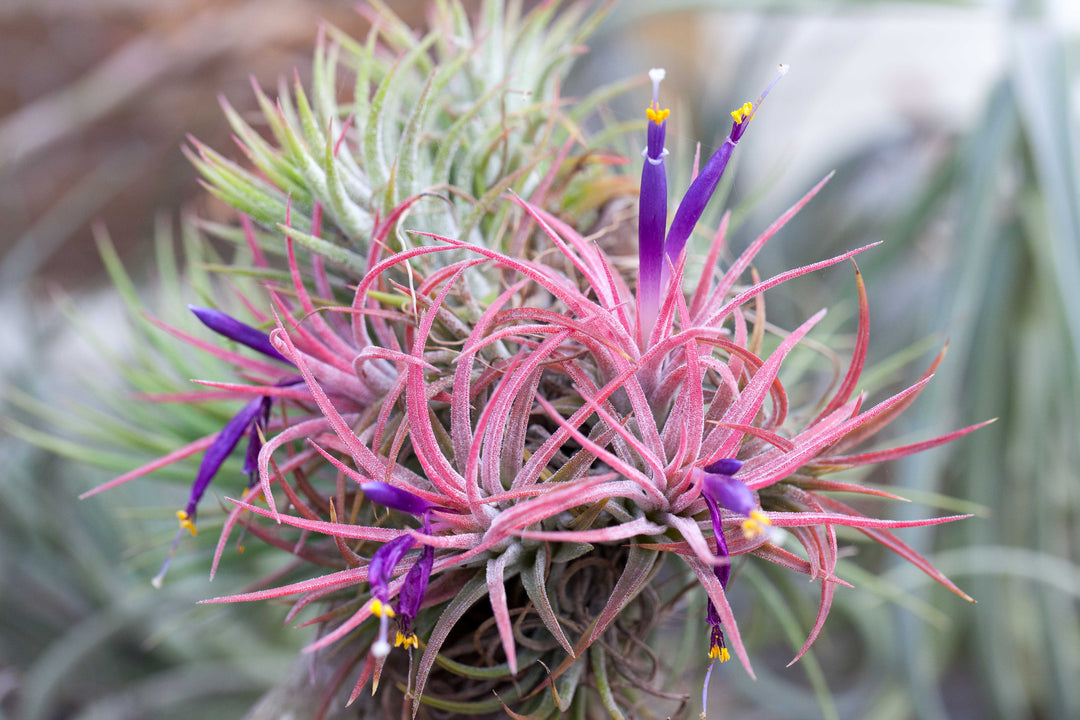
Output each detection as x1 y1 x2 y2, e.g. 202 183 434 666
176 510 197 537
646 106 670 125
708 644 731 663
395 632 419 649
731 101 754 124
741 510 773 540
371 598 395 618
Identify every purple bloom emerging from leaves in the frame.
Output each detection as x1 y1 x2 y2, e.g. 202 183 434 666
707 618 730 664
153 308 300 588
703 458 744 477
637 68 669 342
177 396 267 536
360 480 434 516
362 481 438 657
699 461 738 664
177 308 299 535
189 304 292 364
395 516 434 651
702 459 773 543
700 489 732 663
698 458 772 664
241 396 273 484
368 534 416 658
661 64 788 284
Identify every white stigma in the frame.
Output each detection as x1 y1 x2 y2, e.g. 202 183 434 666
758 63 790 105
371 608 392 658
649 67 666 102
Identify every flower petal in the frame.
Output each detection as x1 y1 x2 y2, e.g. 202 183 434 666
360 480 435 516
189 305 292 364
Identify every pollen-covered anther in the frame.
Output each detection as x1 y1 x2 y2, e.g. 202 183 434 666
646 106 670 124
740 509 773 540
370 598 395 618
176 510 197 537
708 625 731 662
395 631 419 649
708 644 731 663
731 101 754 124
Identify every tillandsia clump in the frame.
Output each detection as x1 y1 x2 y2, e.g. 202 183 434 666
76 2 987 718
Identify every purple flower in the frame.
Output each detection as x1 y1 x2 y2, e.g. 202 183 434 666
178 307 300 534
395 515 434 651
660 65 788 285
362 483 438 656
176 375 303 537
368 534 417 658
698 458 772 662
701 458 772 542
189 304 292 364
699 476 733 663
703 458 744 477
707 619 730 664
153 309 300 587
638 68 670 342
360 480 434 516
153 394 269 588
241 396 273 484
176 396 268 536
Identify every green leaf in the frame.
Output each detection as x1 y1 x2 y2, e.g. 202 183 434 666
520 546 574 656
589 644 626 720
276 224 368 275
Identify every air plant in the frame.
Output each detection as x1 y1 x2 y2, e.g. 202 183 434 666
67 2 987 718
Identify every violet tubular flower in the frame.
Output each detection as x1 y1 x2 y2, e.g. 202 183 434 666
701 458 773 541
368 534 417 658
698 458 773 711
697 458 769 665
638 67 670 343
701 492 732 665
176 396 268 537
394 518 434 651
361 481 437 657
360 480 434 516
661 64 789 286
189 304 292 365
153 307 299 587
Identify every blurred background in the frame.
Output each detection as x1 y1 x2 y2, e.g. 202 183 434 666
2 1 1078 718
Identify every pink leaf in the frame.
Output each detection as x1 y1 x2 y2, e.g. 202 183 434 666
684 555 754 678
814 419 995 468
487 547 521 674
79 434 215 499
513 517 666 543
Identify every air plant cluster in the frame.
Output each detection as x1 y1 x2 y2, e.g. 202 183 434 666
78 2 984 718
